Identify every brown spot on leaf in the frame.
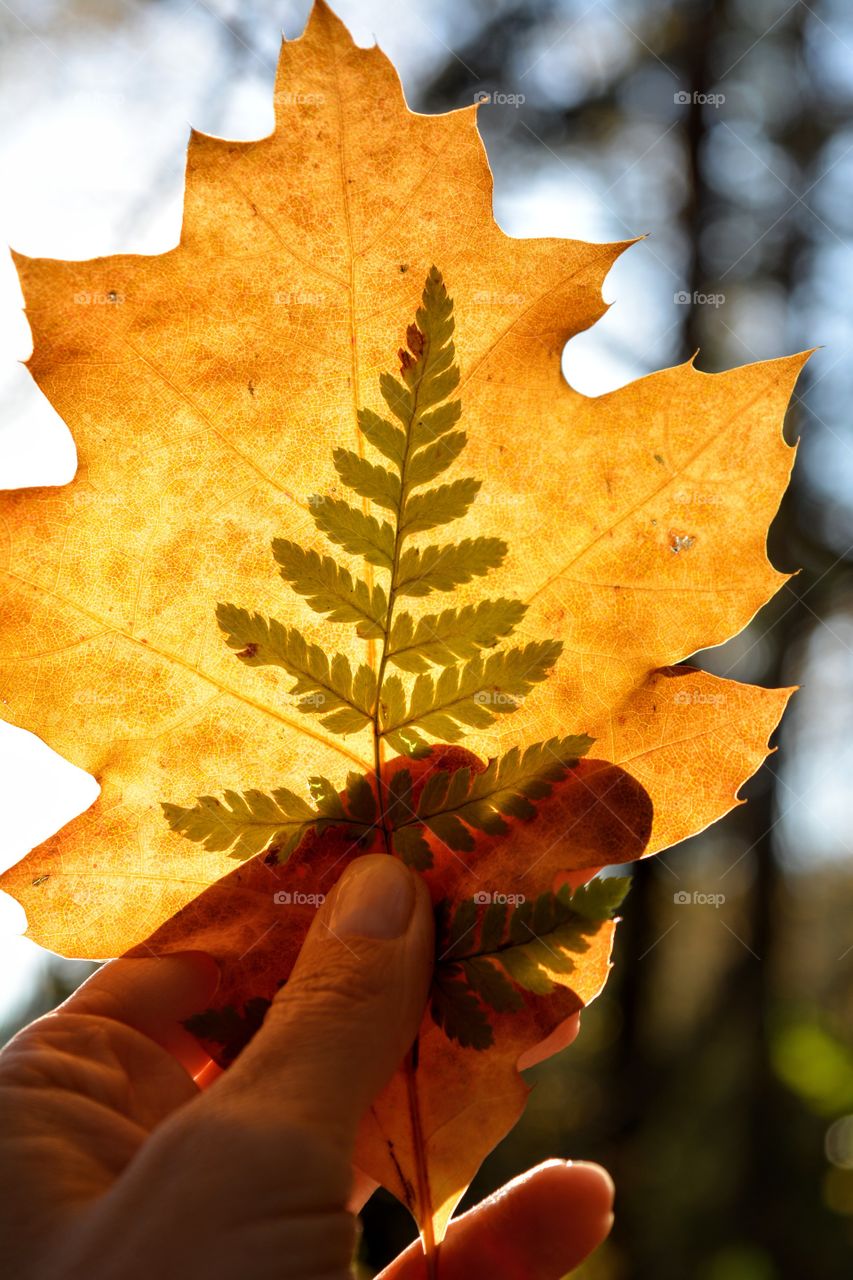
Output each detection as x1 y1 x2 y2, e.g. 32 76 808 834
237 642 259 658
406 323 425 358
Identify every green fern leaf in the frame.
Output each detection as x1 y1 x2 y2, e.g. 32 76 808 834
169 270 583 978
380 371 414 425
216 604 375 733
332 448 401 512
344 771 377 826
310 496 394 570
384 726 433 758
395 537 507 597
410 399 462 452
307 775 346 817
405 736 594 849
564 875 632 921
357 407 406 467
405 431 467 488
271 540 387 637
388 599 527 672
161 787 319 861
400 477 481 536
431 878 630 1046
463 956 524 1013
384 767 416 828
392 824 432 869
430 973 493 1050
381 641 563 743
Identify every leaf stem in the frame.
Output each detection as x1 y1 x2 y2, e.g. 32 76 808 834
405 1041 440 1278
371 325 433 851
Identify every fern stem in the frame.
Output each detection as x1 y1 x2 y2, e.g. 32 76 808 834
371 318 434 852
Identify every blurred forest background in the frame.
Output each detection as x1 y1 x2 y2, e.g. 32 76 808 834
1 1 852 1277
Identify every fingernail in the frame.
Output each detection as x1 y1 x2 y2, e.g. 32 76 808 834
330 855 415 939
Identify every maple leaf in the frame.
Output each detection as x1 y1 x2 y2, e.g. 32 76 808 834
0 0 808 1254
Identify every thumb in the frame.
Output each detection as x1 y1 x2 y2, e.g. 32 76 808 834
206 853 434 1154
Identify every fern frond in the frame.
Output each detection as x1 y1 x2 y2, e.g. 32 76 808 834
310 496 395 570
431 878 631 1047
380 371 414 425
394 537 507 597
357 407 406 467
410 399 462 452
380 641 563 743
344 770 378 825
405 431 467 488
400 477 481 536
173 269 584 969
162 768 384 864
388 599 527 672
271 541 387 637
216 604 375 733
161 787 320 861
430 972 493 1049
332 448 401 512
407 736 594 850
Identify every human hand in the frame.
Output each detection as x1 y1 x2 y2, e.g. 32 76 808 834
0 854 614 1279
